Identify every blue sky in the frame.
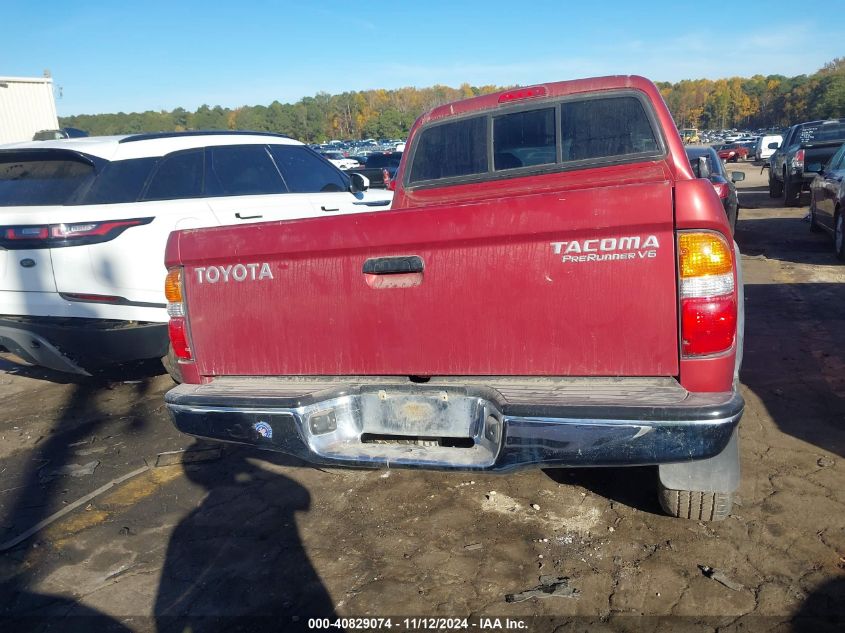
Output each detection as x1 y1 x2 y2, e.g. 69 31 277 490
3 0 842 116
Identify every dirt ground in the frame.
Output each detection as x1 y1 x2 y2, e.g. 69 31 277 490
1 162 843 633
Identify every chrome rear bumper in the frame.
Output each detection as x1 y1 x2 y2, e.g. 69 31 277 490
165 377 743 472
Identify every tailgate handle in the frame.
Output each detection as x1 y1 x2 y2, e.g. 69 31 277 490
235 212 263 220
363 255 424 275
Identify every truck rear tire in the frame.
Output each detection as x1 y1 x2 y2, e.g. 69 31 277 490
768 174 783 198
162 346 183 384
658 485 733 521
783 175 800 207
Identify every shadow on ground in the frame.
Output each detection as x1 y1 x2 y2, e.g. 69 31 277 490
793 575 845 632
736 218 834 265
543 465 662 515
741 281 845 458
155 445 337 632
0 353 167 386
0 382 146 631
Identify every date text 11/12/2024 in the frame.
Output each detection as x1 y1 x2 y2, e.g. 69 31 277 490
306 617 528 630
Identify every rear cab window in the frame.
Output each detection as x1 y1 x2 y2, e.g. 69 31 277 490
494 108 556 170
406 91 664 188
798 121 845 144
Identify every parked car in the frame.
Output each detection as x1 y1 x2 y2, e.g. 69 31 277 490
809 142 845 259
0 131 392 377
736 139 758 157
32 127 88 141
716 143 748 162
754 134 782 163
346 152 403 189
686 146 744 233
769 119 845 206
163 76 744 521
320 151 360 170
679 128 700 144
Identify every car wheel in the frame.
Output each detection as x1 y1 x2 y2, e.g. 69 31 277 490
783 173 800 207
161 345 183 384
769 172 783 198
809 195 822 232
835 211 845 262
658 484 733 521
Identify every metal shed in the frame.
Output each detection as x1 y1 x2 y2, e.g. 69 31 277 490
0 76 60 144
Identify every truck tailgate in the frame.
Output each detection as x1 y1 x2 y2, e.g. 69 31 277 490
805 142 844 173
175 172 679 377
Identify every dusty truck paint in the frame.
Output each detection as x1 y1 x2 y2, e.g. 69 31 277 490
164 76 743 520
173 171 679 378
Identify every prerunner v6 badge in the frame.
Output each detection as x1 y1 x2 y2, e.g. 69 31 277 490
550 235 660 263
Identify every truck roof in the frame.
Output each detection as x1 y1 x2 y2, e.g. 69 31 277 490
421 75 664 124
401 74 693 189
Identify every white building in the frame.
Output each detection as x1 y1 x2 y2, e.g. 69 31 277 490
0 76 60 144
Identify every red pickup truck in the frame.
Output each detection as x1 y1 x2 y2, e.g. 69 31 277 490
163 76 744 521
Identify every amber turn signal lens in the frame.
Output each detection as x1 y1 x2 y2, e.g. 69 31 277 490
678 233 732 278
164 268 182 303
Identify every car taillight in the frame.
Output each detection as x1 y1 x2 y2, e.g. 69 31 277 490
0 217 153 250
678 232 736 357
793 149 805 170
165 267 192 360
382 168 396 191
712 182 730 199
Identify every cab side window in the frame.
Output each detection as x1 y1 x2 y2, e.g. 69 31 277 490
409 116 488 183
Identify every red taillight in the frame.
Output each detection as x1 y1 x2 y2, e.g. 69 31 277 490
0 217 153 250
5 226 49 240
681 295 737 356
498 86 548 103
794 149 805 169
168 318 192 360
712 182 729 199
52 219 147 238
166 268 192 361
678 232 736 357
383 168 397 191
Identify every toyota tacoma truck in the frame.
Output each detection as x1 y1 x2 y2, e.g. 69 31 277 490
163 76 745 520
769 119 845 206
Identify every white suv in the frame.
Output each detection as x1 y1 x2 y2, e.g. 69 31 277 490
0 131 392 377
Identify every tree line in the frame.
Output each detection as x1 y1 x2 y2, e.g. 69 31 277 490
60 59 844 142
658 58 844 130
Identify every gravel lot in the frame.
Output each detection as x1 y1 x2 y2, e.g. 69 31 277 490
0 162 843 632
